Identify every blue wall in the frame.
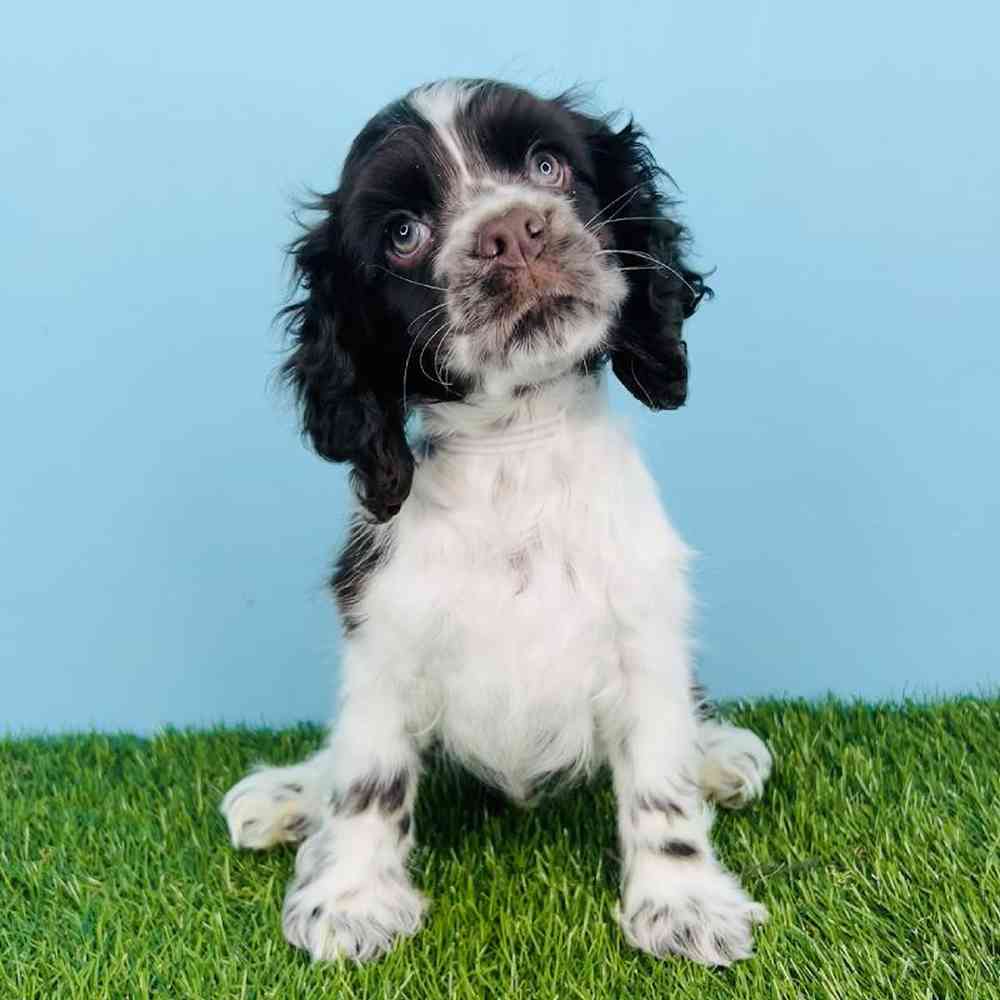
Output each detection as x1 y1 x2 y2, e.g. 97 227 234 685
3 2 998 733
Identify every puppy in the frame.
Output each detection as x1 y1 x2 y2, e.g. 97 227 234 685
222 79 772 966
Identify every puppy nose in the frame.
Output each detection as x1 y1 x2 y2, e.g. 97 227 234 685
477 207 545 267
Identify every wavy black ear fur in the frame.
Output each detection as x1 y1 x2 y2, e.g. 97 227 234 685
280 193 414 522
570 107 711 409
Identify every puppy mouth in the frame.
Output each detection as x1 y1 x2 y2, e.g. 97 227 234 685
487 248 598 332
507 293 590 343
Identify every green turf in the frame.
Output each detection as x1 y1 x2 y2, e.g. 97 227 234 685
3 699 999 999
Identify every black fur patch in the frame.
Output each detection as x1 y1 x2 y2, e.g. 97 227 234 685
380 772 408 813
714 934 734 960
279 98 466 522
672 924 697 952
331 517 393 634
660 839 699 859
331 776 378 815
637 793 687 820
283 814 312 839
330 770 409 817
690 677 715 720
457 82 601 186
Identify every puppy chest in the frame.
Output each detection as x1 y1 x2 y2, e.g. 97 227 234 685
405 442 631 662
440 530 615 655
425 511 621 772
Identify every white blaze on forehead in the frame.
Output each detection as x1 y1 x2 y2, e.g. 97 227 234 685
409 80 477 184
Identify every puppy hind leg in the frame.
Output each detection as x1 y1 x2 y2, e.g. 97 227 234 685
221 750 333 850
697 720 773 810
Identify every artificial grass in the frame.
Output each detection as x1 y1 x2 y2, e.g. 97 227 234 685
2 700 999 1000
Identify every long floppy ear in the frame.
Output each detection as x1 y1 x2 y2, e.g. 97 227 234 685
574 112 710 409
281 192 414 522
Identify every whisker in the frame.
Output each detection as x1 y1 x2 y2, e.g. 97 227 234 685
411 310 453 351
368 264 447 293
436 337 456 389
590 215 670 231
583 183 647 230
403 321 453 404
590 191 645 231
630 358 656 409
401 330 422 408
595 249 697 296
432 325 454 386
417 324 445 385
418 322 453 389
584 183 643 228
407 301 448 335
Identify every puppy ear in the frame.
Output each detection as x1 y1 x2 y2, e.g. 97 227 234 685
573 110 710 410
281 192 414 522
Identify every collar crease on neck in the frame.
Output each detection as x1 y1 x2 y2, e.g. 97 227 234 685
433 412 566 455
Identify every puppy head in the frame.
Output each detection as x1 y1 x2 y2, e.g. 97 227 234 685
282 79 708 520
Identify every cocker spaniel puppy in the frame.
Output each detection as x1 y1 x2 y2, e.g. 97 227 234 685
222 79 772 967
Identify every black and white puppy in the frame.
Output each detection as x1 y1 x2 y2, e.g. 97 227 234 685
222 79 772 967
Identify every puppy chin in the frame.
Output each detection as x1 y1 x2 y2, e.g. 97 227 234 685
510 291 580 329
448 301 615 395
506 293 596 348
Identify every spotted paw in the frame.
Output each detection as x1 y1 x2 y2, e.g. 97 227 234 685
620 859 767 966
220 766 320 850
699 722 773 810
282 853 426 963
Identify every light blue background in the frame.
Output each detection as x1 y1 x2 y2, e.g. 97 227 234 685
3 2 998 733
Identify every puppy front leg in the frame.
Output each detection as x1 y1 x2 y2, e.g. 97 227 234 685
282 645 425 963
609 633 767 966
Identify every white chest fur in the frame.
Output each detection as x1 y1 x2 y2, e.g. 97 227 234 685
354 378 692 800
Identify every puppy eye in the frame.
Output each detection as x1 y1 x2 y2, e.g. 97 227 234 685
528 151 565 187
386 217 430 258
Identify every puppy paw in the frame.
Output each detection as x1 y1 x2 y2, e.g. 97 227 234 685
620 860 767 966
283 861 426 963
221 766 319 849
699 723 773 810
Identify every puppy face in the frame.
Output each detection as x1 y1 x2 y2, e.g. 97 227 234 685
335 81 628 390
283 80 708 520
405 82 629 387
